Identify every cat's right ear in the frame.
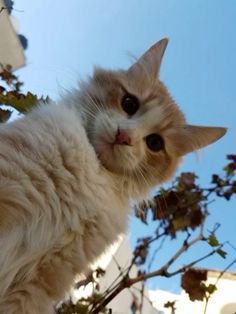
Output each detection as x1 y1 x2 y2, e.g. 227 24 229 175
128 38 168 78
173 125 227 156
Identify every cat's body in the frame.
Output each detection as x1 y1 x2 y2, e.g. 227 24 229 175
0 104 129 313
0 39 226 313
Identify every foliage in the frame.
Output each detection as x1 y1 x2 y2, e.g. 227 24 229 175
0 64 49 122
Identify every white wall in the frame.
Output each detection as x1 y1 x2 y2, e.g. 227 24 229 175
149 271 236 314
98 238 160 314
0 0 25 69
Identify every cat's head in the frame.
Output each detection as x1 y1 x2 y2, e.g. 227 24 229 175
79 39 226 196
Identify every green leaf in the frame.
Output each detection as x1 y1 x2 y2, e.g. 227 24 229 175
172 217 184 230
208 234 219 247
206 284 217 295
0 92 49 113
223 165 235 176
216 248 227 259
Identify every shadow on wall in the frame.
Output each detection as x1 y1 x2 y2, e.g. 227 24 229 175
220 303 236 314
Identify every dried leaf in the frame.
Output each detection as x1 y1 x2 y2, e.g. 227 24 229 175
0 108 12 122
164 300 176 312
181 269 207 301
177 172 197 191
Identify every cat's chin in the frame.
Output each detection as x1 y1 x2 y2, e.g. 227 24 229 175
94 141 138 175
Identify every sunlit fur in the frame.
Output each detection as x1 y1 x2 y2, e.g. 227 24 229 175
0 39 226 313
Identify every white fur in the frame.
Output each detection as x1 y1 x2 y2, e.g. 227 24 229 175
0 103 130 313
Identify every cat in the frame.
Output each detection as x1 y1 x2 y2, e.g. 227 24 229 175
0 38 226 313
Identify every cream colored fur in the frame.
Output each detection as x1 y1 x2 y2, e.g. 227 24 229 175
0 39 226 313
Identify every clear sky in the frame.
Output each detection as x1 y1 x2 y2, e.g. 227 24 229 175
15 0 236 292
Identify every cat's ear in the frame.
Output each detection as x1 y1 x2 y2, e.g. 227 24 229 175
128 38 168 78
175 125 227 156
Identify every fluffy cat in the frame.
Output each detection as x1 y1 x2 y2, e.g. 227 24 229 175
0 38 226 313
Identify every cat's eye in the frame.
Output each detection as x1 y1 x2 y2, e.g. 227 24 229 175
145 134 164 152
121 94 139 116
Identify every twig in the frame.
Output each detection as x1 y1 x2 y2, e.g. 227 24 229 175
139 281 145 314
75 272 93 289
215 257 236 286
0 6 6 14
131 286 154 308
148 236 166 272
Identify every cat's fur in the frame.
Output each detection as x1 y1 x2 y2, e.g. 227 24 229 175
0 39 226 313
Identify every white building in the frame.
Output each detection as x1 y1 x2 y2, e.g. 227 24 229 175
148 269 236 314
0 0 25 69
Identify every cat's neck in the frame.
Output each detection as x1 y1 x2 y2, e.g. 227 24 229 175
102 167 150 201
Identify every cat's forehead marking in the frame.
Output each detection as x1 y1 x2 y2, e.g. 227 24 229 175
138 104 166 131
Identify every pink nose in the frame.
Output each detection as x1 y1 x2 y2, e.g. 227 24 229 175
115 129 131 145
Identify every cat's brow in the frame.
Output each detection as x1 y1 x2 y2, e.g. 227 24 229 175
143 91 159 104
138 105 165 130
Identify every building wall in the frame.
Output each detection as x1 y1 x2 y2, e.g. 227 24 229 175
0 0 25 69
149 271 236 314
98 238 159 314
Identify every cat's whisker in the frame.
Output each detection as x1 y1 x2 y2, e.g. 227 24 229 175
135 166 150 189
84 93 101 114
81 107 97 119
85 85 106 113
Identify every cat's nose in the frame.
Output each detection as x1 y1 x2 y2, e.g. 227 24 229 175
114 129 132 146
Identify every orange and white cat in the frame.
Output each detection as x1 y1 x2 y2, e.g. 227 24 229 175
0 39 226 313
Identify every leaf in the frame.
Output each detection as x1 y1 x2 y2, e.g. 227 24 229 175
208 234 219 247
181 269 207 301
0 85 6 93
153 191 180 220
223 188 233 200
135 204 148 224
205 283 217 295
164 300 176 310
0 108 12 122
177 172 197 191
0 92 49 113
227 154 236 162
223 164 235 176
172 217 185 230
0 64 16 84
95 267 106 278
134 239 149 265
216 248 227 259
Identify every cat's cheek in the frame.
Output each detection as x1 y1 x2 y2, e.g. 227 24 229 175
92 112 119 143
113 146 141 171
92 139 141 173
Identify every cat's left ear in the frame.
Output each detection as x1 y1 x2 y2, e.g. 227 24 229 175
128 38 168 78
175 125 227 156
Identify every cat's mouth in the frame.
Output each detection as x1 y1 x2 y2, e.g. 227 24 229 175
94 134 137 174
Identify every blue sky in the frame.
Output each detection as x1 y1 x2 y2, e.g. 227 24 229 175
15 0 236 291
